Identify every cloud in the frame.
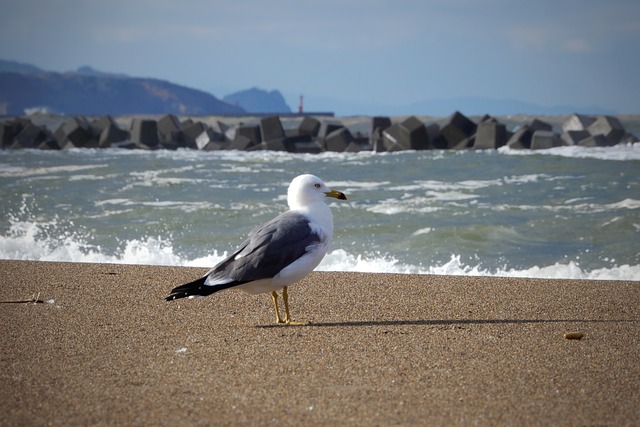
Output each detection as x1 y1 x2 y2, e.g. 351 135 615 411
560 38 591 53
506 26 550 51
504 24 595 54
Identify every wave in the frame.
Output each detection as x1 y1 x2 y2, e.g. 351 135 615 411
320 250 640 281
498 142 640 161
1 219 637 281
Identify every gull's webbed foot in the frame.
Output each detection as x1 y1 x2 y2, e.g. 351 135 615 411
270 287 309 325
282 287 309 325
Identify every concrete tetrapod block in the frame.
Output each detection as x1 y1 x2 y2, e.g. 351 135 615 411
530 130 561 150
452 136 475 150
440 111 477 148
587 116 625 145
562 113 596 132
379 119 429 151
400 116 430 150
36 139 61 150
2 119 36 147
381 124 404 151
88 115 129 148
506 118 554 149
370 128 385 152
0 122 16 148
561 130 590 146
426 123 447 149
98 123 130 148
317 120 344 140
284 128 301 138
14 122 57 149
506 126 533 149
236 125 262 146
578 134 610 147
259 139 289 152
474 122 507 150
530 118 553 132
315 120 344 148
260 116 285 143
343 141 365 153
130 119 158 148
157 115 181 143
372 116 392 133
324 127 353 152
201 141 226 151
89 116 118 136
228 135 255 151
176 122 207 149
55 117 97 148
298 117 321 137
195 128 224 150
217 121 231 136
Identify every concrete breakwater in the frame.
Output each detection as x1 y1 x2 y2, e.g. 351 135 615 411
1 111 637 152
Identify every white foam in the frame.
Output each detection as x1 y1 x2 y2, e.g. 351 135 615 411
498 142 640 161
411 227 433 236
390 179 503 192
365 198 441 215
318 249 423 274
0 164 108 178
319 251 640 281
1 219 638 281
94 198 212 212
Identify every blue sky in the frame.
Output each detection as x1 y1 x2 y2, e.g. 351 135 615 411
1 0 638 115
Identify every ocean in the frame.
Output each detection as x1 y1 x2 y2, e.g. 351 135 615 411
1 141 639 281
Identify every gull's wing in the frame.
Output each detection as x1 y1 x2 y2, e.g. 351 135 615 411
206 211 324 285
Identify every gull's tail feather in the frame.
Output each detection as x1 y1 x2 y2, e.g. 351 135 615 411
165 276 238 301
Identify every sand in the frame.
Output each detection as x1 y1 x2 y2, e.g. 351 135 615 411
1 260 638 426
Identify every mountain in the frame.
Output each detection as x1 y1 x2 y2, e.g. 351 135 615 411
224 87 291 113
0 60 245 116
73 65 129 79
0 59 44 74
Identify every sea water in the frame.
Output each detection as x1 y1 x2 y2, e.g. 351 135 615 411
1 144 639 280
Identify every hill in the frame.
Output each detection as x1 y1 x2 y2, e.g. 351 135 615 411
0 64 244 116
0 59 44 74
223 87 291 113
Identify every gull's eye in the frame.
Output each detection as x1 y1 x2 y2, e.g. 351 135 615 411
314 183 321 188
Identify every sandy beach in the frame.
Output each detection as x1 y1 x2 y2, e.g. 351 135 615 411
1 260 638 426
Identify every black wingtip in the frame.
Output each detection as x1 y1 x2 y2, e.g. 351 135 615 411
165 276 208 302
165 276 240 302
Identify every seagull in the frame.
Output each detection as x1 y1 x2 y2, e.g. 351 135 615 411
165 174 347 324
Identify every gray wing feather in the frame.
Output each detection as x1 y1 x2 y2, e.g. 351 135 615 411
206 211 322 284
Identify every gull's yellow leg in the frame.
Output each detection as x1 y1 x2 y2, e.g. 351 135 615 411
282 286 308 325
271 291 284 324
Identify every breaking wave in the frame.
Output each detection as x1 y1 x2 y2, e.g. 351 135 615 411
1 218 637 281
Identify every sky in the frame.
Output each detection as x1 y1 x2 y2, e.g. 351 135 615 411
1 0 639 115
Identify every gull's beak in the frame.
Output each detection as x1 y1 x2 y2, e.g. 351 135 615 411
325 189 347 200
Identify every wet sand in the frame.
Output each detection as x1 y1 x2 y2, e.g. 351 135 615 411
1 260 638 426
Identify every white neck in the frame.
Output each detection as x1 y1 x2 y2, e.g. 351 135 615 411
293 201 334 236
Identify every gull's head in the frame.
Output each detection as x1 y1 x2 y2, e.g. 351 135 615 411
287 174 347 210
